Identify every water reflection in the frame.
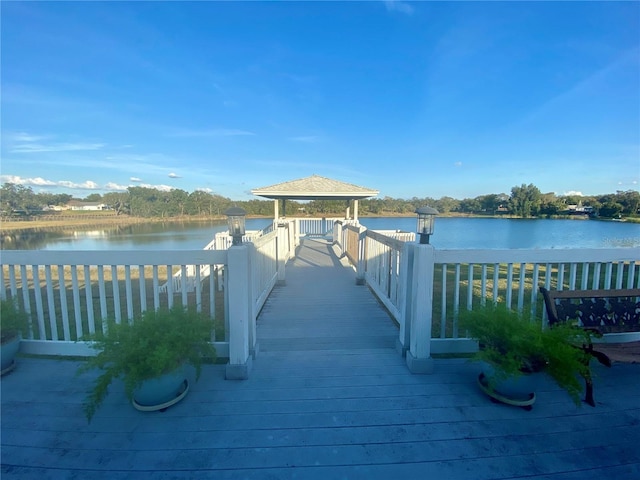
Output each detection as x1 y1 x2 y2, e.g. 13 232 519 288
2 219 273 250
2 217 638 250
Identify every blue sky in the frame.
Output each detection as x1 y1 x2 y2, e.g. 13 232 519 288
1 1 638 201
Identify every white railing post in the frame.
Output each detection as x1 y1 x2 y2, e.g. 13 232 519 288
294 218 301 247
355 226 367 285
276 222 287 285
288 221 296 258
396 242 415 357
333 220 342 246
226 244 252 380
247 242 258 360
406 243 435 374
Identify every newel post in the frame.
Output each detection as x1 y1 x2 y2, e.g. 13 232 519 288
406 243 435 374
355 226 367 285
396 242 415 357
225 244 253 380
276 222 288 285
333 220 341 245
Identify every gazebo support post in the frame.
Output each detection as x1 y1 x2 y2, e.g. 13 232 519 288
354 200 359 222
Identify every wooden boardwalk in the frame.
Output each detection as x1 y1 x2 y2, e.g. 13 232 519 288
2 238 640 479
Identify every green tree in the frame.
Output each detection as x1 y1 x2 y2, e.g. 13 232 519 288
459 197 482 214
84 193 103 202
103 192 130 215
435 196 459 214
170 189 189 216
616 190 640 216
477 194 502 214
37 192 73 207
509 184 542 217
598 201 623 218
0 183 40 215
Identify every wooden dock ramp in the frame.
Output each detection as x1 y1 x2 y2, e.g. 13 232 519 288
257 237 399 354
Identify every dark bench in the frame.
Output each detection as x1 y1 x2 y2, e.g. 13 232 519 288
540 287 640 406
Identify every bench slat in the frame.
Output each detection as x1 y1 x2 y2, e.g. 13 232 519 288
543 288 640 300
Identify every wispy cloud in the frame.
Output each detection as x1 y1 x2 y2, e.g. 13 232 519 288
288 135 321 143
168 172 181 179
4 131 107 153
618 180 638 186
0 174 177 193
130 177 142 182
11 142 105 154
0 175 100 190
105 182 129 191
105 182 174 192
58 180 100 190
563 191 584 197
0 175 57 187
137 183 174 192
517 46 640 127
454 161 463 167
170 128 255 137
5 132 52 142
384 1 414 15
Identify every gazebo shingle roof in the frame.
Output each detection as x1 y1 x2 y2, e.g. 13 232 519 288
251 175 378 200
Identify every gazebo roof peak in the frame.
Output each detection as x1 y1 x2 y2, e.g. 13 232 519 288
251 174 378 200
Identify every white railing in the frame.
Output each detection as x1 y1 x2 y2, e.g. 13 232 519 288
1 229 296 375
1 250 228 357
431 249 640 352
162 230 266 294
334 225 640 365
250 231 278 318
297 217 342 237
372 230 415 243
332 220 360 258
363 229 411 321
213 230 264 250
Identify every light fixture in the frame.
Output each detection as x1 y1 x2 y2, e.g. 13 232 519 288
224 207 247 246
415 206 438 244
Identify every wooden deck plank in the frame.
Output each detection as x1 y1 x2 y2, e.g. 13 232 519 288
2 239 640 479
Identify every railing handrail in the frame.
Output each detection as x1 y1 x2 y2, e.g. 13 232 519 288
251 229 277 249
2 249 227 266
435 248 639 264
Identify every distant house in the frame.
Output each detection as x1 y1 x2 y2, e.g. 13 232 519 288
566 204 594 214
67 201 108 211
43 205 68 212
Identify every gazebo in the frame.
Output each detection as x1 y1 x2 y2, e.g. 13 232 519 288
251 175 379 222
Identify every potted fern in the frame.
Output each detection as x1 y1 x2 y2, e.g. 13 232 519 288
1 297 29 375
461 303 592 409
80 305 216 422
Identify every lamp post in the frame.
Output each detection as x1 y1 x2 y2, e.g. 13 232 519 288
415 206 438 244
224 207 247 246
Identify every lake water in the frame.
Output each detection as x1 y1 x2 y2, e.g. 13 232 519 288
2 217 639 251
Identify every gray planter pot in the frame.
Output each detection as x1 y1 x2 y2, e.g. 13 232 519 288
478 362 542 409
1 335 20 374
132 364 189 411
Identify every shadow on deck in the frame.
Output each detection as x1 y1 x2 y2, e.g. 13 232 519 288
2 239 639 479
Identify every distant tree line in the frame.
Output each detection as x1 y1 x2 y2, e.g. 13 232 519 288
1 182 638 220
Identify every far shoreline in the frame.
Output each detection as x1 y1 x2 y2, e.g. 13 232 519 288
1 211 635 235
